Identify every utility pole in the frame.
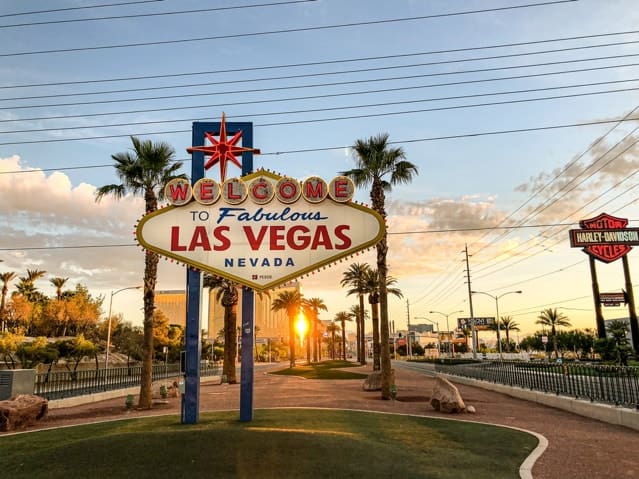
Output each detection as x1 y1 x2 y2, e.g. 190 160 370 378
464 244 477 359
406 299 412 359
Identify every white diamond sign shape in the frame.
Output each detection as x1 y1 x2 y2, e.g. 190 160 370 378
136 170 385 291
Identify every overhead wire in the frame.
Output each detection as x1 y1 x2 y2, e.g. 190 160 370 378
0 1 317 29
3 28 638 91
0 1 580 58
3 83 639 136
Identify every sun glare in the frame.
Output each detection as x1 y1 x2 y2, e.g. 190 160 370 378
295 313 308 339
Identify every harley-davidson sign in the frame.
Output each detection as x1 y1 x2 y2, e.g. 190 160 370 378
569 213 639 263
137 170 385 291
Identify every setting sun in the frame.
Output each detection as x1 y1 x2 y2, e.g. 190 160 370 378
295 313 308 339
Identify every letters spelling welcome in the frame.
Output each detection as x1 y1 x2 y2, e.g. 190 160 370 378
165 174 356 269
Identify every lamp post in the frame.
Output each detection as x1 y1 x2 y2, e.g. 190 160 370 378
105 285 141 370
428 310 463 358
415 316 440 357
471 290 522 359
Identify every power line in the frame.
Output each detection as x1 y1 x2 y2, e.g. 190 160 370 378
6 74 637 125
6 51 639 103
4 83 638 136
0 1 580 58
0 1 317 29
2 114 639 148
0 0 165 18
6 59 638 112
3 29 637 91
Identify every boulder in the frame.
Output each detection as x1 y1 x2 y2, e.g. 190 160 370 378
362 369 395 391
429 376 466 413
0 394 48 432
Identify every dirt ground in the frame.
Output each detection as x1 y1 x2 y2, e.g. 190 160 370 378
5 363 639 479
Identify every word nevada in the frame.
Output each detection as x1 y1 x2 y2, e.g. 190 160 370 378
164 173 355 206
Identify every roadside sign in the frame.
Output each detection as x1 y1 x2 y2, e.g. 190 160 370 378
458 317 495 330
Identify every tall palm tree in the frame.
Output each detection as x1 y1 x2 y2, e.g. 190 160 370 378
500 316 520 352
342 133 418 399
334 311 351 360
271 290 303 368
50 277 69 301
303 297 327 363
348 304 368 361
326 321 340 359
341 262 370 365
203 275 239 384
0 272 17 332
95 136 186 409
363 268 403 370
536 308 571 359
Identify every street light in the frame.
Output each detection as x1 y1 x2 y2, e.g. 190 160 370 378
428 310 463 358
415 316 440 357
471 290 522 359
105 285 142 370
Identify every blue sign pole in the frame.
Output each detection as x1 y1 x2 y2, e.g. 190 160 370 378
184 120 256 424
239 126 255 422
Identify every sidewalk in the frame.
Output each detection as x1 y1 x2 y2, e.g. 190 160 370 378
14 363 639 479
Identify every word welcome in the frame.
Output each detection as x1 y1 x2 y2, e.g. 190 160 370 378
165 174 355 206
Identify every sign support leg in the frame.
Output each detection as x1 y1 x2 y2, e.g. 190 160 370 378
589 256 606 338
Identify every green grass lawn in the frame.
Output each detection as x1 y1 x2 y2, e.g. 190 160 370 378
0 409 537 479
270 359 369 379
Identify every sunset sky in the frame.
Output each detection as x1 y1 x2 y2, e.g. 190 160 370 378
2 0 639 340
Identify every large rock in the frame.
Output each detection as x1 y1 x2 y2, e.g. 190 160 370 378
430 376 466 413
362 369 395 391
0 394 48 431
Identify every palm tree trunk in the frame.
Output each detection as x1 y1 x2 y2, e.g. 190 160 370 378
371 302 380 370
289 314 296 368
358 294 366 365
341 320 346 360
139 250 158 409
223 306 237 383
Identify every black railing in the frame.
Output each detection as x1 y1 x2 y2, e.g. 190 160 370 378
34 362 220 400
435 360 639 409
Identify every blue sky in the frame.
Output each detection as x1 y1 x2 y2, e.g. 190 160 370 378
2 0 639 339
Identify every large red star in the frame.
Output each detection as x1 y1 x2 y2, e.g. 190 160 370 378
187 112 260 181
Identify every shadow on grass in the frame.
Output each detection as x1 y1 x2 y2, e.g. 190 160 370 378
0 409 538 479
270 360 368 380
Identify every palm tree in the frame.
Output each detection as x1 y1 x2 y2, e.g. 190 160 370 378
334 311 351 360
303 297 328 363
363 268 403 370
50 277 69 301
348 304 368 361
326 321 340 359
95 136 186 409
203 275 239 383
271 290 303 368
342 134 418 399
500 316 520 352
0 272 17 332
341 262 370 365
536 308 571 359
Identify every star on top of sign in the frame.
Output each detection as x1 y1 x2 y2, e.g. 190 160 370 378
186 112 260 181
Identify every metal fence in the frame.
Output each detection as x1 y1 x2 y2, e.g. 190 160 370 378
435 360 639 409
34 362 220 400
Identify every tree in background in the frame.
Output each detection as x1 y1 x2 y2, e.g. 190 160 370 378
271 290 303 368
499 316 520 352
362 268 402 370
342 133 418 399
302 297 327 363
536 308 571 359
203 275 240 384
0 331 23 369
334 311 351 360
96 136 186 409
341 262 370 365
0 272 17 332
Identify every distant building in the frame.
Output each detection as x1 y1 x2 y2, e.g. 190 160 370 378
409 323 434 334
154 282 301 342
